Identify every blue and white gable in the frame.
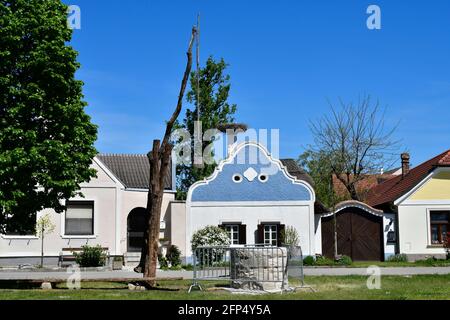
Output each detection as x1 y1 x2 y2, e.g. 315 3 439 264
187 142 315 203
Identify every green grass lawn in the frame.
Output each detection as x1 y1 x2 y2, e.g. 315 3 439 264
0 275 449 300
348 260 450 268
292 259 450 268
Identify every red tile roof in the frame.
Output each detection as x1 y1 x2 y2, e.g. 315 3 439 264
438 151 450 166
366 149 450 207
332 173 397 201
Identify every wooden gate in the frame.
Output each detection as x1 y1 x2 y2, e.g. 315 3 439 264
321 206 383 261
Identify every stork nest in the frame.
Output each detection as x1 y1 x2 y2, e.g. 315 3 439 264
216 123 248 133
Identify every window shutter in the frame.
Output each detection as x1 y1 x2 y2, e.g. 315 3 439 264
239 224 246 244
257 224 264 244
277 224 286 247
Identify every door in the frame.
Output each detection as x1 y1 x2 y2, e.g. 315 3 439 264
127 207 147 252
321 207 383 261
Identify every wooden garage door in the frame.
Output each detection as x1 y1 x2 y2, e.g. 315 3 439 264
322 207 383 261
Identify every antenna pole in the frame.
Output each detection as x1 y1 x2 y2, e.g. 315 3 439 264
193 13 204 168
196 13 200 121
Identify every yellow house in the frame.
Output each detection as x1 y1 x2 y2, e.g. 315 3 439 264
367 150 450 261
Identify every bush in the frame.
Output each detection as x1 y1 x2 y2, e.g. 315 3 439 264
191 225 230 263
387 254 408 262
166 245 182 267
281 226 300 247
74 245 107 267
315 255 335 266
415 257 450 266
336 255 352 265
191 225 230 251
182 264 193 271
158 253 168 269
303 256 315 266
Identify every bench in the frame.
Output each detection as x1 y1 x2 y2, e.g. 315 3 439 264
59 247 109 267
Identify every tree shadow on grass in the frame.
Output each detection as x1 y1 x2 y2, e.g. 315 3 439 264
0 280 40 289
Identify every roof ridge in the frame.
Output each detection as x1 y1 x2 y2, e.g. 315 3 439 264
367 149 450 207
98 153 147 157
437 150 450 165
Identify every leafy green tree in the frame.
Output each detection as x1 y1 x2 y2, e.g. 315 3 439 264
298 150 340 208
0 0 97 233
176 56 237 200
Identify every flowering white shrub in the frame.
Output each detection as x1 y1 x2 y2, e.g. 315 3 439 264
191 225 230 252
191 226 231 265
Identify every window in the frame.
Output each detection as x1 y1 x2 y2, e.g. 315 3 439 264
264 224 278 246
430 211 449 245
65 201 94 236
4 213 37 236
224 225 240 245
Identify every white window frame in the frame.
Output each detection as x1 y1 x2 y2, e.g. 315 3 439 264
263 224 278 246
61 200 97 239
223 224 240 245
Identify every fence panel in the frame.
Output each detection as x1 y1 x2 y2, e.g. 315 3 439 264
189 245 289 293
286 246 315 292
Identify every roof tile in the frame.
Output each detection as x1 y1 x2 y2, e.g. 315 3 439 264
366 149 450 207
96 154 172 190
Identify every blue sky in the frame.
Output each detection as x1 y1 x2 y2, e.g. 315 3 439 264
66 0 450 168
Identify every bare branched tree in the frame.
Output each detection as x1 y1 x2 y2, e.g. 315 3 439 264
134 27 196 287
309 95 400 201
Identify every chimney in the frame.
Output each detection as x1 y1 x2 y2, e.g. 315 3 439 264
401 153 410 177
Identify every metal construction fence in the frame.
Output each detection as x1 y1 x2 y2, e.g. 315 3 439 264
188 245 314 293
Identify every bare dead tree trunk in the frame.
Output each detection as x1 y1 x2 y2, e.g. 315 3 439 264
134 28 196 287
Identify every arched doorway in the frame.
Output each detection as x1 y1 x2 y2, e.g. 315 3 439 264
321 201 384 261
127 207 147 252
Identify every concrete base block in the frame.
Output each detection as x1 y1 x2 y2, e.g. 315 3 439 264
41 282 53 290
128 283 146 291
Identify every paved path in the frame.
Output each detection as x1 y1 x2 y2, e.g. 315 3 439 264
0 267 449 281
290 266 450 277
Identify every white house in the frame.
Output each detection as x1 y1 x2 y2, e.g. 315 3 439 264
0 154 176 267
367 150 450 261
182 142 319 263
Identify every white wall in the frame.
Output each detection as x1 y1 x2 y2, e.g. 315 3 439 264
169 201 187 259
0 158 176 265
120 190 175 253
382 213 396 259
398 204 447 259
0 160 118 260
186 202 315 260
314 214 322 255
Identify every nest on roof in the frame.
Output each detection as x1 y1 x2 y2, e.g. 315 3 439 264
216 123 248 133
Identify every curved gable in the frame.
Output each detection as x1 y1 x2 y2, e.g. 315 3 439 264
188 142 314 203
